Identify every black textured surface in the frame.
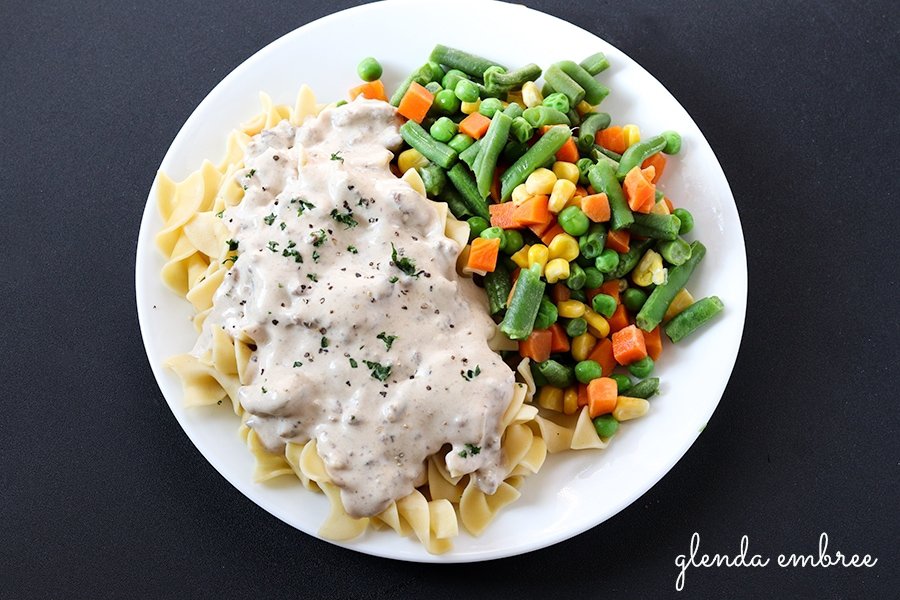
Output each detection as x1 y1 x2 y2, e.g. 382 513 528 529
2 1 898 598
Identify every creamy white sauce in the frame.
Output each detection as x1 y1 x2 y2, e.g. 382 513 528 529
195 99 514 517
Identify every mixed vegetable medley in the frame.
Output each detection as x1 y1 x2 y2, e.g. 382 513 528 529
344 45 724 438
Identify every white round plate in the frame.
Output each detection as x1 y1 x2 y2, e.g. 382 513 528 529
136 0 747 563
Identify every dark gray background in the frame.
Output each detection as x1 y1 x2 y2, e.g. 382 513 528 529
2 1 897 598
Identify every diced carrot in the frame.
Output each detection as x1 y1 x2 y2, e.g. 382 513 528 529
539 125 553 135
349 79 388 102
555 137 579 163
519 329 552 363
606 229 631 253
596 126 628 154
490 168 502 202
587 338 617 377
577 384 589 408
641 165 656 182
623 165 656 214
513 195 551 227
548 323 570 353
599 280 621 304
550 283 571 304
643 326 663 361
540 222 566 245
587 377 618 417
586 185 596 194
529 218 555 238
397 82 433 123
664 197 674 212
506 268 521 305
607 303 630 333
467 237 500 272
459 112 492 139
489 202 521 229
581 193 610 222
612 324 648 365
641 153 666 183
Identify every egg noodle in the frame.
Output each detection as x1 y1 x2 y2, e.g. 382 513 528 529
155 86 612 553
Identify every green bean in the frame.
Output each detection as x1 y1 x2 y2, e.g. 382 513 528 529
390 64 434 106
593 145 622 164
510 117 534 143
399 121 458 169
433 89 461 115
608 238 653 279
622 287 648 313
556 60 609 105
636 241 706 331
448 133 475 153
426 61 445 82
483 261 512 315
541 81 556 97
475 80 506 100
566 317 588 337
531 362 549 387
579 52 610 75
582 266 604 290
503 102 524 119
673 208 694 234
522 106 571 127
661 130 682 154
628 356 654 378
544 64 586 106
657 238 692 266
500 264 546 340
502 139 528 164
533 295 559 330
441 69 469 91
425 81 442 95
484 63 543 92
447 163 489 220
588 160 634 230
593 415 618 437
616 135 667 179
566 263 586 290
436 187 471 220
467 216 489 239
576 158 594 186
500 125 571 201
429 117 458 143
575 360 603 384
577 112 611 152
665 296 724 342
357 57 383 82
626 377 659 399
579 223 607 260
537 359 575 388
629 213 682 241
429 44 505 79
609 373 632 394
416 163 447 197
566 109 581 127
473 111 513 198
479 97 504 118
542 92 570 114
459 138 482 168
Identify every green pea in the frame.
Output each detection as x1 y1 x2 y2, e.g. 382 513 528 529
628 356 655 378
622 287 648 313
542 92 570 114
566 262 586 290
467 216 490 240
591 293 617 318
568 289 587 303
448 133 475 153
430 117 458 143
661 130 682 154
673 208 694 234
441 69 469 91
558 206 590 236
576 158 593 186
426 61 445 82
480 226 506 245
565 317 588 337
595 248 620 273
582 266 604 290
609 373 632 393
579 227 606 260
433 89 461 115
479 97 504 118
455 79 480 103
424 81 443 95
533 295 559 330
593 414 619 437
575 360 603 384
357 57 383 82
502 229 524 255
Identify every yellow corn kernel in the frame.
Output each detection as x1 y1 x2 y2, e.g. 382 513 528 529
613 396 650 421
544 258 570 284
622 124 641 147
537 386 564 412
552 161 580 184
664 288 695 322
632 249 666 287
650 199 671 215
511 183 531 205
565 195 583 210
563 387 579 415
397 148 428 173
525 168 557 196
571 332 597 362
522 81 543 108
575 100 594 116
461 100 481 114
527 244 550 273
510 244 531 269
584 309 610 338
507 90 524 106
548 233 579 262
557 299 587 319
548 178 577 213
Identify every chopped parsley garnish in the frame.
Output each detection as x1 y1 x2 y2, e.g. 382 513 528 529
245 169 256 178
282 240 303 263
357 197 373 208
391 243 419 278
311 229 328 247
389 276 399 284
348 357 358 368
330 151 344 162
215 210 224 218
312 250 320 263
263 213 276 226
347 245 358 254
279 222 286 230
292 361 303 368
461 365 482 381
307 273 318 282
330 208 358 229
266 240 279 252
225 239 239 251
459 443 482 458
363 360 392 382
222 256 238 265
320 336 329 348
261 386 268 394
377 332 397 351
292 197 316 216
